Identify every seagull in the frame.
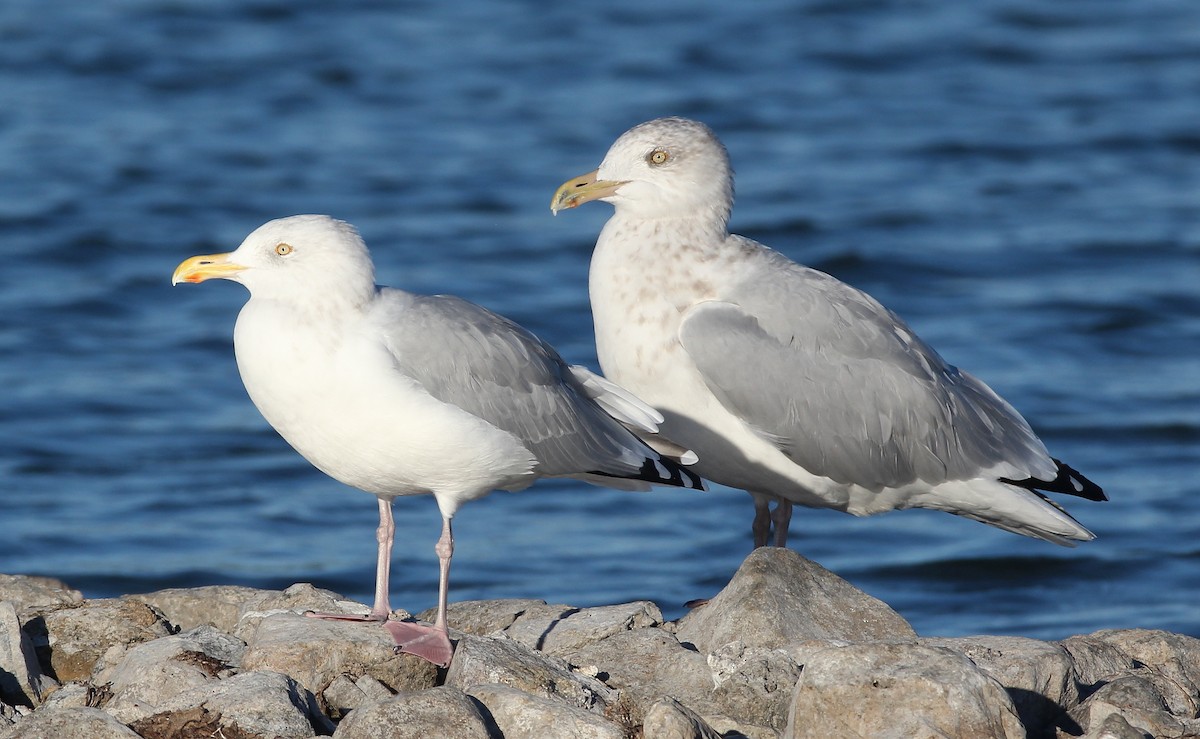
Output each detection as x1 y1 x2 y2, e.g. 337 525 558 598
172 214 703 666
552 117 1104 549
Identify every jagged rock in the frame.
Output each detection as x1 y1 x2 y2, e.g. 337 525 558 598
675 548 915 655
1062 629 1200 719
130 705 260 739
785 642 1025 739
445 634 615 712
32 682 98 712
94 624 246 724
468 683 625 738
239 611 437 695
332 685 492 739
1082 711 1154 739
923 635 1079 738
31 599 173 683
1069 674 1189 739
0 706 141 739
502 601 664 657
778 638 850 667
422 599 563 638
641 697 723 739
323 674 394 720
126 584 267 633
3 566 1199 739
565 626 713 726
701 714 779 739
707 641 802 732
0 576 83 619
233 583 377 638
0 602 54 707
424 599 664 657
129 670 331 739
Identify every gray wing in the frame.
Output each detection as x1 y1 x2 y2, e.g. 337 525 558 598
678 243 1056 490
372 289 652 478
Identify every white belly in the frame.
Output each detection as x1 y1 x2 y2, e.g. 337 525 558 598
232 302 535 511
589 236 851 511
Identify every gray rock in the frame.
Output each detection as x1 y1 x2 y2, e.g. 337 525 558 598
0 576 83 619
468 683 625 739
778 638 851 667
708 641 802 732
1069 675 1186 739
427 599 664 657
700 714 779 739
0 706 141 739
323 674 394 720
565 626 713 726
445 634 615 712
675 548 915 655
234 583 377 638
0 602 54 707
641 697 723 739
95 624 246 724
8 570 1200 739
1082 711 1154 739
923 635 1078 737
332 685 492 739
33 599 173 683
785 642 1025 739
31 682 97 712
129 669 331 739
502 601 663 657
1061 632 1138 689
422 599 562 637
1062 628 1200 719
240 611 438 695
125 584 267 633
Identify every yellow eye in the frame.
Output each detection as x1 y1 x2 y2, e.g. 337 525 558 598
275 243 293 256
647 149 670 166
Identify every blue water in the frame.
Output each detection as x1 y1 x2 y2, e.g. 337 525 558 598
2 0 1198 642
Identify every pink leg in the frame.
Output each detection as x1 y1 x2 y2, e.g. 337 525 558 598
751 495 771 548
369 496 397 618
771 499 792 548
307 497 396 622
382 516 453 667
306 500 454 667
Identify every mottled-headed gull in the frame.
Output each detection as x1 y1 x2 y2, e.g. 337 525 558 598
552 117 1103 548
172 214 702 666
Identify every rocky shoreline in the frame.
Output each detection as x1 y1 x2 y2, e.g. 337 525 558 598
1 548 1196 738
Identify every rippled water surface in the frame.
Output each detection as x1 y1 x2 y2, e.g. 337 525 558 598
2 0 1198 640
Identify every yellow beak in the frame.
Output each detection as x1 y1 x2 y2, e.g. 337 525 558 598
171 252 247 285
550 169 627 214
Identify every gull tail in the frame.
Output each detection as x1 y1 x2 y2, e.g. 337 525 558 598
915 473 1101 547
563 365 704 490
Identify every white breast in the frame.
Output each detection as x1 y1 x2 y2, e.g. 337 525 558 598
231 299 536 510
588 220 850 510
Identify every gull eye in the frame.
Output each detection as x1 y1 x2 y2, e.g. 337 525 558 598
647 148 670 166
275 243 293 256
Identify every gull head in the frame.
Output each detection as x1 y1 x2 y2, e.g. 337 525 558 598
172 215 377 308
551 117 734 226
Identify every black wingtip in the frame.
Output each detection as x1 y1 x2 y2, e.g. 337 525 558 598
1000 458 1106 502
636 456 706 490
586 456 705 491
